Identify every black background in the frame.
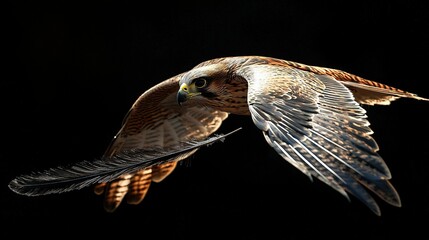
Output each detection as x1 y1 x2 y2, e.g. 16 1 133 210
3 1 429 239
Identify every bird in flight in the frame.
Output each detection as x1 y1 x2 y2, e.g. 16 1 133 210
9 56 428 216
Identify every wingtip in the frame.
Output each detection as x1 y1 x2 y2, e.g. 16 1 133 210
415 95 429 101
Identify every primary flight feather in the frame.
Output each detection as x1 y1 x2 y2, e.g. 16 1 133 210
9 56 429 216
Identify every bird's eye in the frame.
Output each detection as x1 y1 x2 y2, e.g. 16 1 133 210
194 78 207 88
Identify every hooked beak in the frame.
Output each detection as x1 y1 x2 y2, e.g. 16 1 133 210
177 83 200 105
177 83 189 105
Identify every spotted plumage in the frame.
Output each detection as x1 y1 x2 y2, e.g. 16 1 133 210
10 55 426 216
88 56 429 215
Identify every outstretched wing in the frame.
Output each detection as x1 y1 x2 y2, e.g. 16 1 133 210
238 63 401 216
96 74 228 212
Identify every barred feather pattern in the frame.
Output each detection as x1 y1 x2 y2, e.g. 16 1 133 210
10 55 429 216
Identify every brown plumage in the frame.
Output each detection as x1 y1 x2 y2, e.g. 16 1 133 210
95 56 428 215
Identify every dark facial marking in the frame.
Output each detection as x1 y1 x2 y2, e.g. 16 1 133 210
200 89 218 98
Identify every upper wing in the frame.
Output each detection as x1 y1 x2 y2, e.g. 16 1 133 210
95 74 228 212
238 63 401 216
271 59 428 105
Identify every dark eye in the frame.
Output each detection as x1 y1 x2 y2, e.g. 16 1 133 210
194 78 207 88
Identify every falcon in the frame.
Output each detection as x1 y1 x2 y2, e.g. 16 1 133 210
9 56 429 216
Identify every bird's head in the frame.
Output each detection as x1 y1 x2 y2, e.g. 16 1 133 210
177 63 229 105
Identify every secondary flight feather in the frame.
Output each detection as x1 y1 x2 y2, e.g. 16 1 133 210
9 55 429 216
